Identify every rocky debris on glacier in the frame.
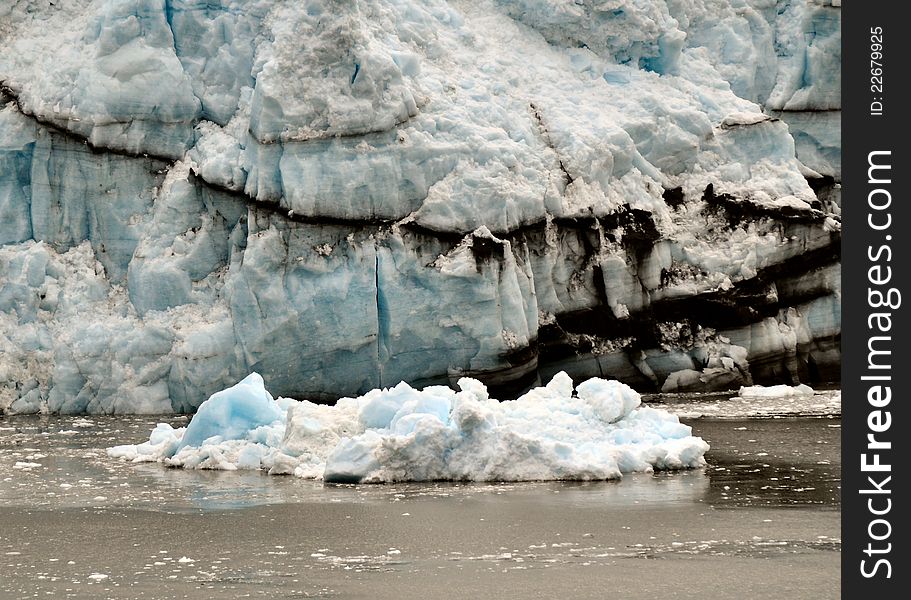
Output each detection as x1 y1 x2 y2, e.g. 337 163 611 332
0 0 840 414
108 371 709 482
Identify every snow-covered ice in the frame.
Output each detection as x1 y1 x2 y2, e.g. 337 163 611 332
738 383 815 400
109 372 709 483
666 384 840 420
1 1 841 414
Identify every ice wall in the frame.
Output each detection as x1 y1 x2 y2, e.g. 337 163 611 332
0 0 840 414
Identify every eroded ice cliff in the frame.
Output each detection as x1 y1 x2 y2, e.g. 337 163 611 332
0 0 840 413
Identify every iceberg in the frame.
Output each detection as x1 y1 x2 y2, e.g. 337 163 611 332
1 1 840 414
109 371 709 483
738 383 815 400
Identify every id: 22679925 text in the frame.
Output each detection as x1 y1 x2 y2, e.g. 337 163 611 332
870 27 884 116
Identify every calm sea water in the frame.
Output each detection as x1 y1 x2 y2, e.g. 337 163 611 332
0 394 840 599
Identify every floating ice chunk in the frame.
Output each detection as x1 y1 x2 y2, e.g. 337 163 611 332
738 384 815 399
575 377 641 423
108 423 184 462
110 371 709 483
544 371 574 398
456 377 490 403
178 373 282 449
720 112 774 129
281 398 360 460
324 430 384 484
358 381 419 430
450 392 498 436
768 195 812 211
390 387 453 432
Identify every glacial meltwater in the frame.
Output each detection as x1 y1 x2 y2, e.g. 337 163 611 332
0 391 840 600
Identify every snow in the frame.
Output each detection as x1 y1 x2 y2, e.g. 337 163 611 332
668 388 840 420
1 0 837 215
738 383 815 400
0 0 841 414
109 371 709 483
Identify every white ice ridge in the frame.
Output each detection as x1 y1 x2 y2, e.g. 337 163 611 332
738 383 815 400
108 372 709 483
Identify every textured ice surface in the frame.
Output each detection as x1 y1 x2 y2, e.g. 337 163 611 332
668 386 840 420
176 372 283 449
108 371 709 482
738 383 814 400
1 1 841 414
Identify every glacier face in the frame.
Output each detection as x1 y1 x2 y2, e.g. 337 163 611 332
0 0 840 414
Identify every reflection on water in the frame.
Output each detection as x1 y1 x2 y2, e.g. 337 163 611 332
91 463 715 512
0 412 841 600
694 418 840 508
0 413 840 512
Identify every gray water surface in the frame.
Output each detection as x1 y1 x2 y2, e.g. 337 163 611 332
0 409 840 599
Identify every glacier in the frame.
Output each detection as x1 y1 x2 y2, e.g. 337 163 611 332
108 371 710 482
0 0 840 414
